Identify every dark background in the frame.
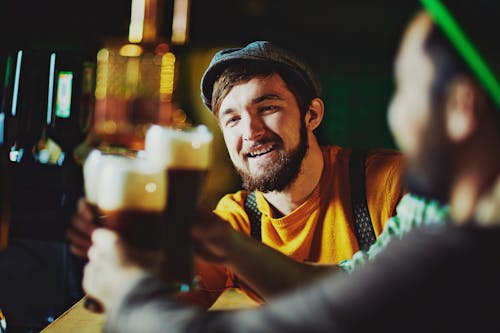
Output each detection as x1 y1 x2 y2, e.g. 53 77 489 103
0 0 424 149
0 0 433 207
1 1 497 332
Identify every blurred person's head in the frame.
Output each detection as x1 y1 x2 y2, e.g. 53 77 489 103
200 41 325 192
389 8 500 220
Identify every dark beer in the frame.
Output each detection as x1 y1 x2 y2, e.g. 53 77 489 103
145 124 213 292
83 150 166 311
97 208 165 250
162 168 208 290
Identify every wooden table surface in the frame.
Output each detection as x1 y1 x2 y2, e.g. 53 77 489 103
41 288 259 333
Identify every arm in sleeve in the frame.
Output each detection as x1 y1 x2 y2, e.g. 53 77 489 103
338 193 449 273
106 225 472 333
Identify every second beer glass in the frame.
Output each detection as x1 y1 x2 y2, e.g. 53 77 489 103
145 124 213 291
83 123 212 301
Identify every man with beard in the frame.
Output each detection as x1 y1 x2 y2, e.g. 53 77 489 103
70 40 412 308
80 1 500 332
69 39 412 309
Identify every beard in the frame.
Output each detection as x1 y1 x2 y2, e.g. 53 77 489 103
403 118 451 204
235 122 308 193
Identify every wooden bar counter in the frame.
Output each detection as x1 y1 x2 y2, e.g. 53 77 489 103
41 288 259 332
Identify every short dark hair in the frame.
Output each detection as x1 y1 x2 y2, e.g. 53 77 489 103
211 60 315 118
422 3 500 117
423 23 470 106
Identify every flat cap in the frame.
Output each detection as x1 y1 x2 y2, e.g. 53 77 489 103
200 41 322 112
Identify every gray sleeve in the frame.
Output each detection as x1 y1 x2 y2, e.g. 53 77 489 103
104 273 346 333
105 225 484 333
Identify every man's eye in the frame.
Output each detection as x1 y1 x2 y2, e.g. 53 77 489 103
225 116 240 126
259 105 278 113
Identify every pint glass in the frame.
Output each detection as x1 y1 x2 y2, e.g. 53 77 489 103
82 149 166 312
145 124 213 292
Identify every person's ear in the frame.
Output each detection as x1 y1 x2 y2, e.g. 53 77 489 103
445 77 480 143
305 98 324 131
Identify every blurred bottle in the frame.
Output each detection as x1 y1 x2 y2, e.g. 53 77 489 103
4 49 48 165
0 47 93 331
82 0 192 312
0 47 97 240
73 61 98 165
33 52 94 167
93 0 188 153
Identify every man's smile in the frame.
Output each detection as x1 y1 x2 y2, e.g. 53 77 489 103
246 143 276 158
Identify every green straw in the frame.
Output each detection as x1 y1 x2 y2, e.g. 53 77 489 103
421 0 500 110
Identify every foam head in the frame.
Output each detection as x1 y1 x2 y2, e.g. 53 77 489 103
145 125 213 170
83 149 103 205
84 150 166 212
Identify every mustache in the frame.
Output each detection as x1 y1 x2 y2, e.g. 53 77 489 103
242 136 282 155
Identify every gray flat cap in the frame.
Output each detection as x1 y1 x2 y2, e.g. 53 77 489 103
200 41 322 112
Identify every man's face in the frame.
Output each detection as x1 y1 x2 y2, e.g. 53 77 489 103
388 13 450 201
217 73 308 192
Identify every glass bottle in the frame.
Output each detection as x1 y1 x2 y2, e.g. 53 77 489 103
93 0 179 152
5 49 48 165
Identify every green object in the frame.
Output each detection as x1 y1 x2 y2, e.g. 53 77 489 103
3 56 12 88
421 0 500 110
55 71 73 118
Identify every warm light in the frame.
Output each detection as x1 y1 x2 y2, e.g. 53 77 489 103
155 43 169 55
172 0 190 45
160 52 175 101
125 58 140 99
143 0 159 43
95 48 110 100
119 44 143 57
96 48 110 62
129 0 146 43
102 120 118 134
145 182 158 193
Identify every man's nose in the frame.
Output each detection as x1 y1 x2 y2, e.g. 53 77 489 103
242 114 265 141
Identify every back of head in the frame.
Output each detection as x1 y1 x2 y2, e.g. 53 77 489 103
422 0 500 121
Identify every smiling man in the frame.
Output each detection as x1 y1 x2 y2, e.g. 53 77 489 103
177 41 406 305
82 1 500 332
217 73 312 195
69 40 406 308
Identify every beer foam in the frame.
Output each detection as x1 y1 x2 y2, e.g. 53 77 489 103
145 125 213 170
85 151 167 212
83 149 103 204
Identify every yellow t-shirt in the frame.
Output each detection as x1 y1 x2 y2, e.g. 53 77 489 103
179 145 404 308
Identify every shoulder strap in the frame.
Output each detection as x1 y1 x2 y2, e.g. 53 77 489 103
349 148 376 251
245 191 262 241
246 148 376 250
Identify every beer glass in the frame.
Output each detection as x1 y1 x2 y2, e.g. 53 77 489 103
82 149 166 312
145 124 213 292
84 151 166 248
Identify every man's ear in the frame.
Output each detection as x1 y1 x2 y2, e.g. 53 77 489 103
305 98 325 131
445 77 480 143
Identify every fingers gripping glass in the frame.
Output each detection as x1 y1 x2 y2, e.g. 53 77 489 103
421 0 500 110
